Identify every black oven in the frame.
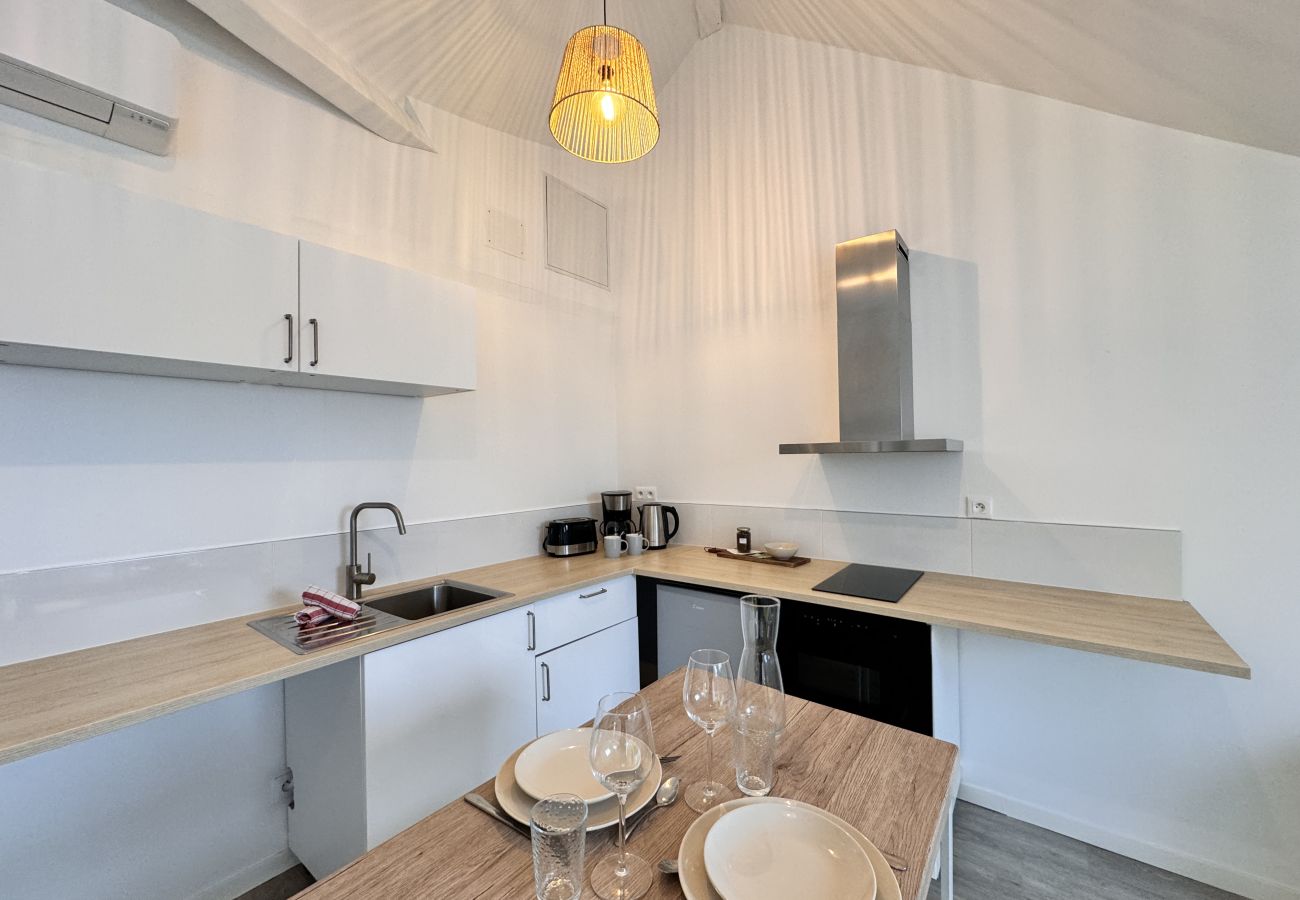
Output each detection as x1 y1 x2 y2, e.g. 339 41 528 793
777 599 931 735
638 579 932 736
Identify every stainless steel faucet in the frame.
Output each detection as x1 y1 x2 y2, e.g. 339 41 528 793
347 502 407 600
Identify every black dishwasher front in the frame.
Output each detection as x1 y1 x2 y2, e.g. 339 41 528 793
639 579 932 736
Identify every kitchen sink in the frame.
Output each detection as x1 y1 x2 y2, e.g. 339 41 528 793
363 580 512 621
248 579 513 654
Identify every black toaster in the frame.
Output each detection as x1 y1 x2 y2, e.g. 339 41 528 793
543 517 598 557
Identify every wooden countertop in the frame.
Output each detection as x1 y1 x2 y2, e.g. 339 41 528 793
295 669 960 900
632 551 1250 679
0 545 1248 767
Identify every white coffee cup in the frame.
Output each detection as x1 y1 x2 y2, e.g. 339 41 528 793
603 534 629 558
625 532 647 556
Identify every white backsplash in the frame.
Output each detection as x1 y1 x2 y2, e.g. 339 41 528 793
668 501 1180 596
0 499 1182 669
0 503 598 667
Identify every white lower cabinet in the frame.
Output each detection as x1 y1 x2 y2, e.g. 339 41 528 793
536 618 641 734
286 606 535 879
285 576 642 880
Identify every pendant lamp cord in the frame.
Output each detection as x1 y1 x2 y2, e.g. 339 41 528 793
603 0 607 24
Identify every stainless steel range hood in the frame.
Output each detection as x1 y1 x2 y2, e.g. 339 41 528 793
780 230 962 454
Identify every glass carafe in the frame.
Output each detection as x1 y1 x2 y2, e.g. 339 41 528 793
734 595 785 796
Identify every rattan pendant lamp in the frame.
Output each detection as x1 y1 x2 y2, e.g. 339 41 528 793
549 0 659 163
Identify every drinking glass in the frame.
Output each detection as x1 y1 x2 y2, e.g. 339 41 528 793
681 648 737 812
588 692 657 900
531 794 588 900
733 710 778 796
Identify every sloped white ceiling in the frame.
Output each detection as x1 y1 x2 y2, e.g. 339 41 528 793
271 0 702 147
723 0 1300 159
257 0 1300 157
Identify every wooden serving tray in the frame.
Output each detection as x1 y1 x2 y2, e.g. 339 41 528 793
704 547 812 568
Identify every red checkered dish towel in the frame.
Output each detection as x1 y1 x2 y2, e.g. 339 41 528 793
302 585 362 621
294 606 333 627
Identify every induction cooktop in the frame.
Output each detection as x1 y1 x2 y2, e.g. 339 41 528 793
812 563 924 603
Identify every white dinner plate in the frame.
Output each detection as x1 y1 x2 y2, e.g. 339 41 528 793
703 802 875 900
679 797 895 900
494 737 661 832
514 728 614 804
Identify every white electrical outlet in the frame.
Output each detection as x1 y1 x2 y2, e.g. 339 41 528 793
966 496 993 519
634 486 658 502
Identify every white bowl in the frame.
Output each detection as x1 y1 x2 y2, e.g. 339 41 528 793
513 728 613 804
764 542 799 560
703 802 875 900
678 797 896 900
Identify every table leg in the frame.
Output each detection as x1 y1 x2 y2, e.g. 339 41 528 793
940 801 955 900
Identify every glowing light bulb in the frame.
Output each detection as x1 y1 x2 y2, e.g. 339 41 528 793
600 92 617 122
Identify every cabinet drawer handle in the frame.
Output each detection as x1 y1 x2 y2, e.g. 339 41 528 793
527 610 536 651
540 662 551 701
579 588 608 599
309 318 319 367
283 313 294 364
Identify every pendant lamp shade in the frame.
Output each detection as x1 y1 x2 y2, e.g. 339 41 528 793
550 24 659 163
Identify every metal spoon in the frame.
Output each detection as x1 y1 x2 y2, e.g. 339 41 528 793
658 858 679 875
624 775 681 840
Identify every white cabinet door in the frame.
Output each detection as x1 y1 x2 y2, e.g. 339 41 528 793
363 606 536 848
536 618 640 735
0 157 298 371
298 241 476 390
533 576 636 655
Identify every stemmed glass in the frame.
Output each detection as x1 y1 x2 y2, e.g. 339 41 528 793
682 648 737 813
588 692 657 900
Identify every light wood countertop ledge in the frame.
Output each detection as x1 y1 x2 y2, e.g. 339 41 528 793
0 545 1248 767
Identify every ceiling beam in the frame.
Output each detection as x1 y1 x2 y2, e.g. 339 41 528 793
185 0 435 152
694 0 722 38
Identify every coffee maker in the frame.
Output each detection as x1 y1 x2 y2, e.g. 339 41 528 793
600 490 635 537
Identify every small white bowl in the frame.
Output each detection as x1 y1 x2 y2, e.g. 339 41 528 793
764 541 799 560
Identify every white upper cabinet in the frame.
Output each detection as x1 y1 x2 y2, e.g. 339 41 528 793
0 158 477 397
0 158 297 372
298 241 476 394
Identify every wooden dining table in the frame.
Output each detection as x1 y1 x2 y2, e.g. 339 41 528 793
295 671 960 900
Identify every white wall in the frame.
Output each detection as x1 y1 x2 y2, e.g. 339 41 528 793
0 0 622 575
5 7 1299 899
616 25 1300 899
0 1 624 897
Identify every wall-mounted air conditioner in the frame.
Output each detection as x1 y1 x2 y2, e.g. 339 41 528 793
0 0 180 155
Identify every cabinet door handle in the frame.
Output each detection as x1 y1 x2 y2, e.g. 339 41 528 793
579 588 607 599
283 313 294 364
309 318 319 367
540 662 551 701
526 610 536 651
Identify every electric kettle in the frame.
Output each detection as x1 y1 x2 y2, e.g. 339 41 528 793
638 503 680 550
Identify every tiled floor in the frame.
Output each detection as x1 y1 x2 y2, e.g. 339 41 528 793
239 801 1244 900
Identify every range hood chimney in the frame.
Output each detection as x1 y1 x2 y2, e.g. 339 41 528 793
780 230 963 454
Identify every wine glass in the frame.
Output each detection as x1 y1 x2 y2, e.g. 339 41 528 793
588 692 657 900
682 648 737 813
